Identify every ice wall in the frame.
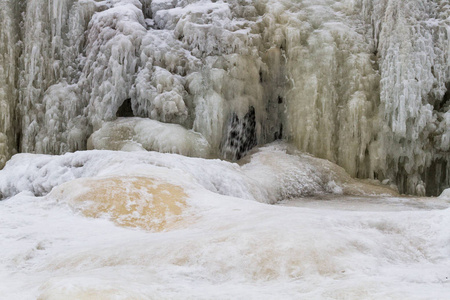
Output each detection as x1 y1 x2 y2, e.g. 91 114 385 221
0 0 22 168
0 0 449 195
277 0 450 195
367 0 450 195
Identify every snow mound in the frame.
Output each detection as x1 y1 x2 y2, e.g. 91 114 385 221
87 117 212 157
241 143 399 201
439 188 450 200
48 176 189 231
0 142 397 204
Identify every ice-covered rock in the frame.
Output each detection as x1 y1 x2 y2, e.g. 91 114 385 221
87 117 212 157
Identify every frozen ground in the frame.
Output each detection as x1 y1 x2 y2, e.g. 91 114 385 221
1 144 449 299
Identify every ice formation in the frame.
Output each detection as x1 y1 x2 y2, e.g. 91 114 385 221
87 117 212 156
0 0 449 195
0 143 398 204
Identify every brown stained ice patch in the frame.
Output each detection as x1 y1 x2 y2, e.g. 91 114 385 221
48 176 188 232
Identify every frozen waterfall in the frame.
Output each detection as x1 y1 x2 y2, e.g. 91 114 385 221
0 0 449 195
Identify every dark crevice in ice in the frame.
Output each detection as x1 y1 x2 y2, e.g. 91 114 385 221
116 99 135 118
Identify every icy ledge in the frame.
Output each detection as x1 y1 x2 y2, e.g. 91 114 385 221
0 143 397 204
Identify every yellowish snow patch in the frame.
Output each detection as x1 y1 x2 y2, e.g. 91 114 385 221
48 176 188 231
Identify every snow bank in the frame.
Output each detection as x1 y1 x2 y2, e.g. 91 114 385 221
0 142 397 204
1 180 449 299
439 188 450 200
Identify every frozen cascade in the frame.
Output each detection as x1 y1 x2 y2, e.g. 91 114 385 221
0 0 22 168
0 0 449 195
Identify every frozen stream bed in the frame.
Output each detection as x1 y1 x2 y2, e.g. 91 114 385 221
280 195 450 212
1 144 449 299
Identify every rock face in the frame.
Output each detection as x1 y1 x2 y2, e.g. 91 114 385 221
0 0 449 195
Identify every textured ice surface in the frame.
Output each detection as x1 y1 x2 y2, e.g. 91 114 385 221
0 143 397 203
0 148 449 299
0 0 449 195
87 117 212 157
48 176 190 231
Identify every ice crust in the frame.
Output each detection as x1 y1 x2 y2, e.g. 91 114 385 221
0 0 449 195
0 147 449 299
